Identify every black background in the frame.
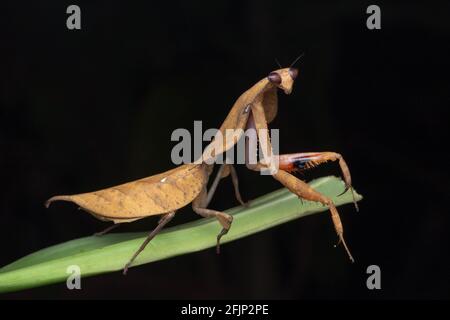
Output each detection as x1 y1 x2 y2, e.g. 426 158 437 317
1 1 449 299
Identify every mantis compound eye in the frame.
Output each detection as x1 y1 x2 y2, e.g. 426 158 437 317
268 72 282 85
289 68 298 80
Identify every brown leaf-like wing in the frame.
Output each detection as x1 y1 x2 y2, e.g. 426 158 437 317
46 164 208 222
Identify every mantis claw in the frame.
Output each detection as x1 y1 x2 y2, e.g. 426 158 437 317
334 237 342 247
216 228 229 254
337 185 359 212
335 235 355 263
123 264 130 275
337 185 349 197
351 187 359 212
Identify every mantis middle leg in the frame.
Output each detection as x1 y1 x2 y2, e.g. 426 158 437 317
206 164 246 207
192 164 244 253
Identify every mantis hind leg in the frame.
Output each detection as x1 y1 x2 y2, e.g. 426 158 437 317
273 169 354 262
123 211 176 275
93 223 121 236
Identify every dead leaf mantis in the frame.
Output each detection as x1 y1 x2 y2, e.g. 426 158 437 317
46 59 359 274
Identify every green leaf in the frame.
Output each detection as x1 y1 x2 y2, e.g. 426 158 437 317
0 176 362 294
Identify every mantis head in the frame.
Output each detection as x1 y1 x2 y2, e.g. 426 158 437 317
267 68 298 95
267 53 303 94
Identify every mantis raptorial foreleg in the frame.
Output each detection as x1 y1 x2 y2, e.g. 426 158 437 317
247 101 355 262
278 152 359 211
272 169 354 262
